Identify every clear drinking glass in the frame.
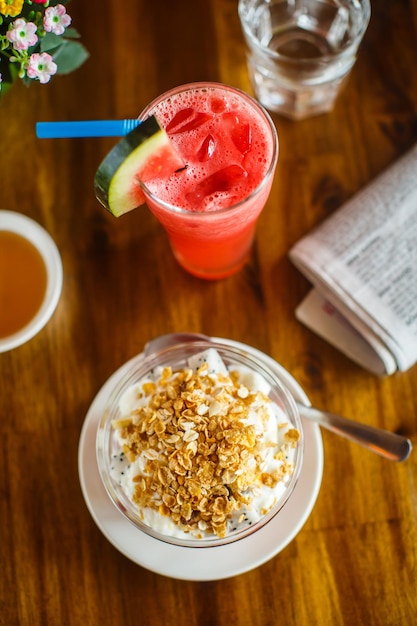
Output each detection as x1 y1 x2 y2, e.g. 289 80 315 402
238 0 371 120
139 83 278 280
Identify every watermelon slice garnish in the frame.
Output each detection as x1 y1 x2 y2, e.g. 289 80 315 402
94 115 184 217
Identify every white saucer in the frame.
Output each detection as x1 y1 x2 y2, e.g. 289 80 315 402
78 339 323 581
0 211 63 352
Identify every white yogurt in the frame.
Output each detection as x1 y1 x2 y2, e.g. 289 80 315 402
110 349 299 540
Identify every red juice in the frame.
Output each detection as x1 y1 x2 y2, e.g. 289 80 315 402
139 83 278 279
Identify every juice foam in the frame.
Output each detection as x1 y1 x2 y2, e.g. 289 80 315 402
145 87 274 212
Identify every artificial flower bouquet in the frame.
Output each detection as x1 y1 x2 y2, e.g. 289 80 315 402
0 0 88 94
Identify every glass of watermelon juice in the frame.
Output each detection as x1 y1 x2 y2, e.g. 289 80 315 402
139 83 278 280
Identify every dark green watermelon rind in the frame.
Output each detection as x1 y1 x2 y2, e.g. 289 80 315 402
94 115 165 217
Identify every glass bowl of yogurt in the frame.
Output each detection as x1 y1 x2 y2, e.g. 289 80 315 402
96 337 304 547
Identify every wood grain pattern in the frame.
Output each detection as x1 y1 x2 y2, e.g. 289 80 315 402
1 1 416 624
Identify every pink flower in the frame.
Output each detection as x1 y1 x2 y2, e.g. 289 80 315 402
6 18 38 51
27 52 57 84
43 4 71 36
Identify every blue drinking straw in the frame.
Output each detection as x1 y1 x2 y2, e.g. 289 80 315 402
36 119 142 138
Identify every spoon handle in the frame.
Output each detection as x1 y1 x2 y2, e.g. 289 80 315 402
297 404 412 462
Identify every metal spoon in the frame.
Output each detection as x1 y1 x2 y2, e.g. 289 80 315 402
295 404 411 462
144 334 413 462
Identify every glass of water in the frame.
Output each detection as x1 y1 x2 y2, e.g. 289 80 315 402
238 0 371 120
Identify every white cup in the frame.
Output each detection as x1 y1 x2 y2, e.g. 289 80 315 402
0 211 63 352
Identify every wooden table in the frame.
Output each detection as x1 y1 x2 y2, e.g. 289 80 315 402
1 1 416 624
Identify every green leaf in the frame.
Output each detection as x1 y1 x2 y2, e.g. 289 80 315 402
0 81 13 96
40 32 64 52
51 39 89 74
61 28 82 40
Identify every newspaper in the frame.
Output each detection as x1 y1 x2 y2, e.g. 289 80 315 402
289 143 417 376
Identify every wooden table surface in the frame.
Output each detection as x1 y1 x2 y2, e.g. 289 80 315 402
1 1 417 624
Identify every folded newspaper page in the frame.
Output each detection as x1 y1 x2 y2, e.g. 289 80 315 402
289 142 417 376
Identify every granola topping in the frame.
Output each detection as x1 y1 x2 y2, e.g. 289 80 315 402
110 349 300 540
